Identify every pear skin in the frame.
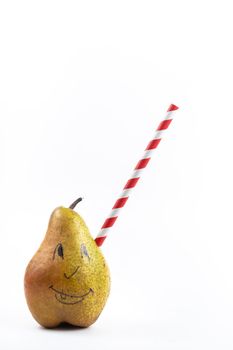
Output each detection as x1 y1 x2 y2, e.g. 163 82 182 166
24 204 110 328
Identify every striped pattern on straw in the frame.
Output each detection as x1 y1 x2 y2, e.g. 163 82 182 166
95 104 179 247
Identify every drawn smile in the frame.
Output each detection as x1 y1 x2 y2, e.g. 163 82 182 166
49 285 94 305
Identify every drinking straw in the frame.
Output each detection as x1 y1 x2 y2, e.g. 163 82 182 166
95 104 179 247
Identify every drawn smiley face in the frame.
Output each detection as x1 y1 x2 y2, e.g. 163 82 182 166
49 243 94 305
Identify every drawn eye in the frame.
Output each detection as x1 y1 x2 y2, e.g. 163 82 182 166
81 243 90 261
53 243 64 260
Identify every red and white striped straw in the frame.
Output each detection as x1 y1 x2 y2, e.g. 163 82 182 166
95 104 179 247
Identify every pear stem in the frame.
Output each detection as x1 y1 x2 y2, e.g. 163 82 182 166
69 197 83 209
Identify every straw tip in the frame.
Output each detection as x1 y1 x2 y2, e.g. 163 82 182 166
167 104 179 112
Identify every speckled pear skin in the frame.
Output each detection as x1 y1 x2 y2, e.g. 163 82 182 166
24 207 110 328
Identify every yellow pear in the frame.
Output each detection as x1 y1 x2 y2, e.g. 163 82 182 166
24 198 110 328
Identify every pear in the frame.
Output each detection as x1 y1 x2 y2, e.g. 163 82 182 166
24 198 110 328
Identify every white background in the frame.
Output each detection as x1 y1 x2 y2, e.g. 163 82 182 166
0 1 233 349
